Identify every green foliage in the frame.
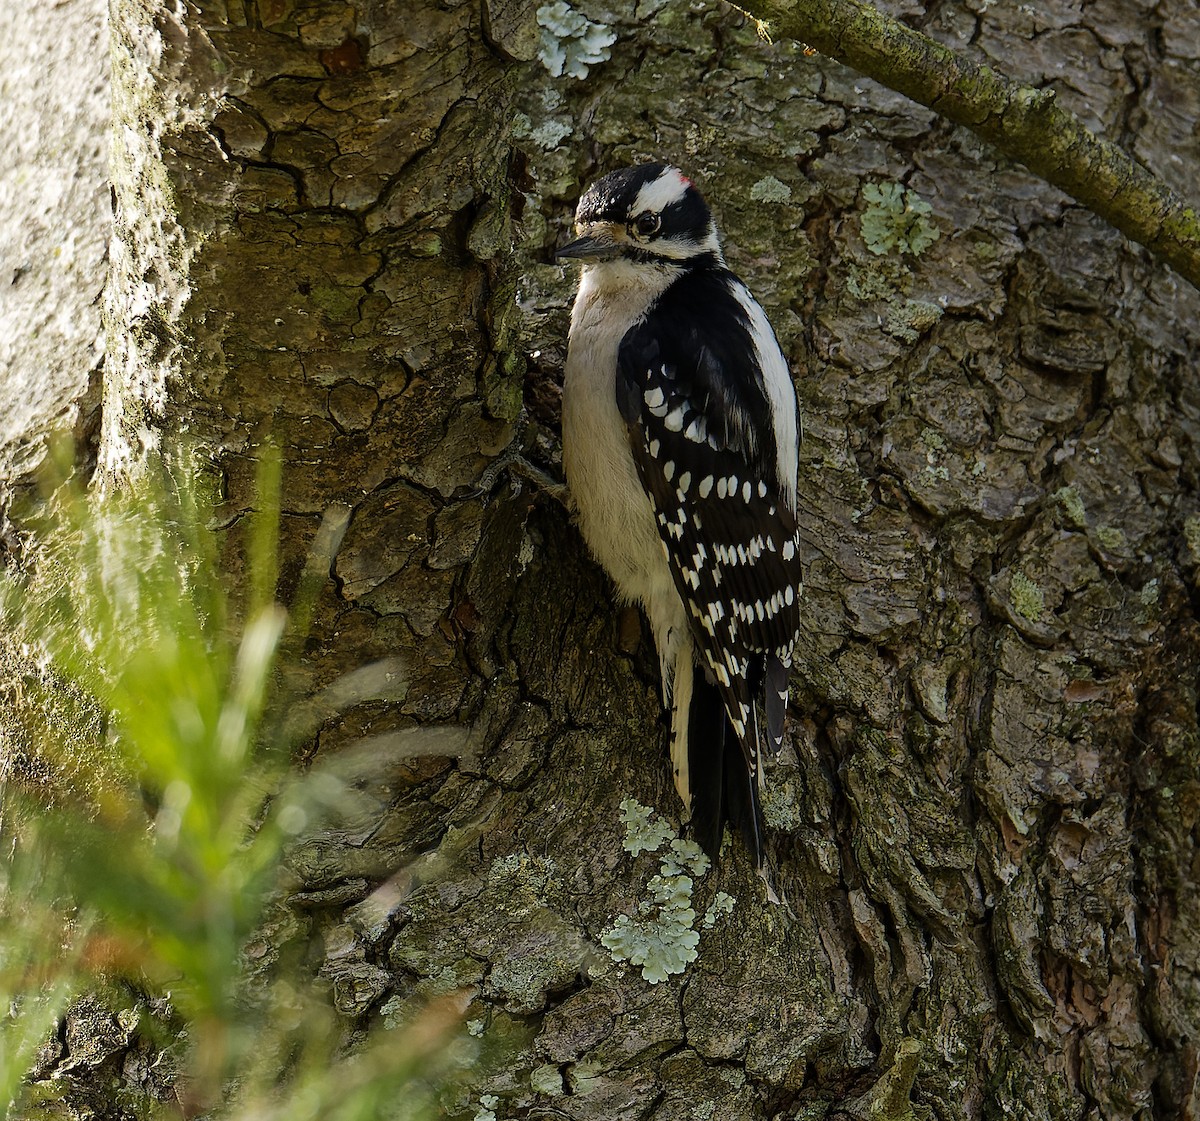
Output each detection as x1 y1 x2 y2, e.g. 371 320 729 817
860 181 941 257
0 452 462 1119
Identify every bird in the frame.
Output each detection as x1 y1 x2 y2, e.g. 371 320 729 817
557 162 801 865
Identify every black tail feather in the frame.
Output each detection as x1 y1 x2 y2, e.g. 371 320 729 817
764 654 790 754
687 670 764 865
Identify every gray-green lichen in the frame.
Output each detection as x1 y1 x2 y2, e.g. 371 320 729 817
702 891 736 928
618 796 676 856
536 2 617 80
920 426 950 481
845 255 909 301
749 174 792 203
1184 514 1200 564
601 800 723 984
529 1063 563 1096
1053 485 1088 528
512 110 572 151
861 181 941 257
1010 572 1044 622
884 298 943 342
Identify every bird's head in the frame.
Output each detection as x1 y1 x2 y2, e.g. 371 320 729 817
557 163 723 270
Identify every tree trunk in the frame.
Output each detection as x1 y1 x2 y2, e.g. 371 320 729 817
5 0 1200 1117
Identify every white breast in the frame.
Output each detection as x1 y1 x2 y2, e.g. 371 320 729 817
561 261 689 686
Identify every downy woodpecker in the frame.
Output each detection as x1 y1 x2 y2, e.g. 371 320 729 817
558 163 801 865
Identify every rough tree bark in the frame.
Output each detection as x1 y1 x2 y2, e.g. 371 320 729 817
3 0 1200 1118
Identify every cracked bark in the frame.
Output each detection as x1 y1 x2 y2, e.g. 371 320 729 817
3 0 1200 1118
730 0 1200 291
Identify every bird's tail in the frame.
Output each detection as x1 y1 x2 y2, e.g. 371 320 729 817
685 670 764 866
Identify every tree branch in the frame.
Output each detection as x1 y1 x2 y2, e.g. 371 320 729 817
730 0 1200 292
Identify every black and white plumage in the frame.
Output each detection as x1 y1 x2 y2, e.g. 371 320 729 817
558 163 801 865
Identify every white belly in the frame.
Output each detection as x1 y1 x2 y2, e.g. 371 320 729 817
561 263 688 681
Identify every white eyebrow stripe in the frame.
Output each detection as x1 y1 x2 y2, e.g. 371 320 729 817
632 167 691 215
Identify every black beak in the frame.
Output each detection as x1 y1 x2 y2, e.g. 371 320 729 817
556 232 619 261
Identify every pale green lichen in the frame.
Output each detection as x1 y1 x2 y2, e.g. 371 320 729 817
618 797 675 856
845 259 903 301
762 768 804 829
1185 515 1200 564
861 181 940 257
884 298 943 342
749 175 792 203
703 891 736 928
1010 572 1044 622
530 1064 564 1096
602 802 724 983
601 885 699 983
473 1094 499 1121
1053 485 1087 528
537 2 617 80
512 110 572 151
487 851 557 895
1096 525 1126 550
1140 578 1160 606
569 1062 604 1094
921 427 950 480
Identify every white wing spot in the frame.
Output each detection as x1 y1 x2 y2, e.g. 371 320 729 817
699 475 713 498
663 459 676 482
742 481 752 503
644 386 665 409
664 406 686 432
648 439 660 458
677 471 691 494
782 539 795 561
717 477 728 499
785 585 795 605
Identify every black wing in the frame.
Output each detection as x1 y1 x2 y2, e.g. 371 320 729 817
616 269 801 759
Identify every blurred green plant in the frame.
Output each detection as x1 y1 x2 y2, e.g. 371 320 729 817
0 449 465 1119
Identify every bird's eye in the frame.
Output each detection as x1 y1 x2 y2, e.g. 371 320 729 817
633 212 661 237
